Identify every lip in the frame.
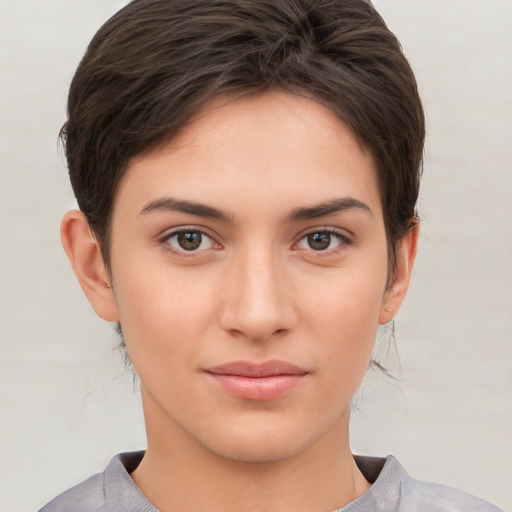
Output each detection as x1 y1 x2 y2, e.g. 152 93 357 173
204 360 308 401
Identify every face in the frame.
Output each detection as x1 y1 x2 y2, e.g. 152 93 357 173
75 91 413 462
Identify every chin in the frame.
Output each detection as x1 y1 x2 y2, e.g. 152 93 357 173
191 413 339 465
206 435 307 464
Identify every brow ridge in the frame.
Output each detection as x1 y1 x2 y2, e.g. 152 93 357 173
140 197 233 223
140 196 371 224
287 197 372 222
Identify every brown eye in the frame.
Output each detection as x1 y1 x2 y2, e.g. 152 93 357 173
307 232 332 250
177 232 202 250
295 230 348 253
165 230 216 253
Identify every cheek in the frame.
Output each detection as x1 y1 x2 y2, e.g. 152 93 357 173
320 289 382 358
110 261 219 372
299 265 387 384
301 258 387 331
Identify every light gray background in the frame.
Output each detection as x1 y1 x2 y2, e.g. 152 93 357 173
1 1 511 511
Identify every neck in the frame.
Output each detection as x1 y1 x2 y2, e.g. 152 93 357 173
131 392 370 512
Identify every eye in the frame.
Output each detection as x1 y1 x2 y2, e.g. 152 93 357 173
164 229 217 253
296 230 348 252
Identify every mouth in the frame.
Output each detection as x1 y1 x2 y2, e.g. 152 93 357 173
204 360 308 401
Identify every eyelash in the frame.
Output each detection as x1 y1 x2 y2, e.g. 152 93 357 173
159 227 351 256
294 229 351 254
160 228 220 255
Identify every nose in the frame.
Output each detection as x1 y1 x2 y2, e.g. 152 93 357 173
219 247 297 342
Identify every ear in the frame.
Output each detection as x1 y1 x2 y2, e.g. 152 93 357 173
379 222 419 324
60 210 120 322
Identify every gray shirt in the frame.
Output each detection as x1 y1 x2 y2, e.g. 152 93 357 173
39 451 505 511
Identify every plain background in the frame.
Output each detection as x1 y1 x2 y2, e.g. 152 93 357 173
0 1 511 511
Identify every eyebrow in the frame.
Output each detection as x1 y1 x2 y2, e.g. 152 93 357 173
286 197 372 222
140 197 234 223
139 196 371 223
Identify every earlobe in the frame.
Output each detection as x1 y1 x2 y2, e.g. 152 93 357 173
379 222 419 324
60 210 120 322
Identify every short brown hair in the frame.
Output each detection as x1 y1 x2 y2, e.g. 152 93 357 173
61 0 424 276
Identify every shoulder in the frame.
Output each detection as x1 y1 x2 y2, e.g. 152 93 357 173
38 451 154 512
400 471 505 512
38 472 105 512
355 455 505 512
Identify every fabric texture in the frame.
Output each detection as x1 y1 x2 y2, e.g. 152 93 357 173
39 451 505 512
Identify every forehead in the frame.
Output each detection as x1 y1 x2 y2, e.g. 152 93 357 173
116 91 382 220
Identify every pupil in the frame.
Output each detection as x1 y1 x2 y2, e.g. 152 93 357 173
178 232 202 250
308 232 330 250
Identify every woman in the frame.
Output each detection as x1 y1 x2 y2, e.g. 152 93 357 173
39 0 504 510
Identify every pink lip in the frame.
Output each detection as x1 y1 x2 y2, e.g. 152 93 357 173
204 360 308 401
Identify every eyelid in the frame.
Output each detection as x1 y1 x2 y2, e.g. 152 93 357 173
292 227 352 252
158 225 222 254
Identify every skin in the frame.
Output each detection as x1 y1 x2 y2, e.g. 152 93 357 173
61 91 418 512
